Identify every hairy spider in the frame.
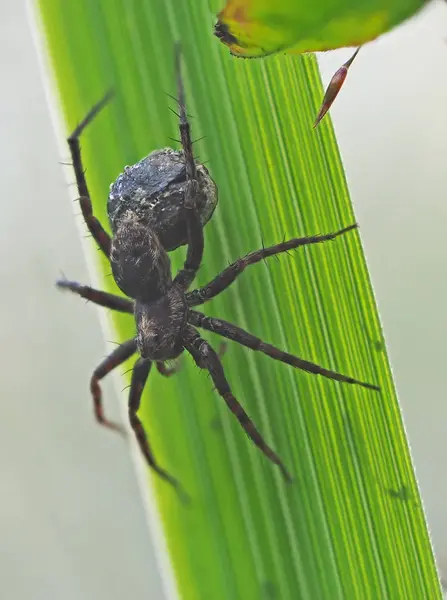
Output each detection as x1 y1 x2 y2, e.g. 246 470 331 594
58 47 379 497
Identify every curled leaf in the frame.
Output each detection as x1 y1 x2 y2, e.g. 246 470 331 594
215 0 428 58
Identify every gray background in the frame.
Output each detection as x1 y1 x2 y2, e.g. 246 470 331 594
1 0 446 598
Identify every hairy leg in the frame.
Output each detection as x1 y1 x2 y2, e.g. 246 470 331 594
57 278 134 313
187 224 357 306
189 311 379 391
172 45 204 290
90 339 137 434
67 92 113 257
183 326 292 481
128 357 189 502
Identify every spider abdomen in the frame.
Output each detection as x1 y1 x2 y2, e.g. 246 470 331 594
108 148 218 252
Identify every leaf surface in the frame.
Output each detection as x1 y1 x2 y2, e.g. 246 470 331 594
37 1 441 598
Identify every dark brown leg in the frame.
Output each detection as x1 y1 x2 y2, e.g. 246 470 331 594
67 92 113 257
189 311 379 391
187 224 357 306
172 46 204 291
128 357 189 502
90 339 137 434
57 278 134 313
183 326 292 482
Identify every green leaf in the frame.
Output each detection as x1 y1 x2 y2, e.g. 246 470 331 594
215 0 428 56
37 1 442 598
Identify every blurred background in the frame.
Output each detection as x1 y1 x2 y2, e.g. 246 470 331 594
1 0 446 598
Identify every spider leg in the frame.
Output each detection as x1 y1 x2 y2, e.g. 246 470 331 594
67 92 114 258
129 357 189 503
174 43 195 183
172 45 204 291
183 326 292 482
189 311 379 391
56 278 134 313
187 224 357 306
90 339 137 434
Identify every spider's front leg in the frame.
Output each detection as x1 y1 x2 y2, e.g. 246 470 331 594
67 92 114 258
90 339 137 434
183 326 292 482
172 45 204 291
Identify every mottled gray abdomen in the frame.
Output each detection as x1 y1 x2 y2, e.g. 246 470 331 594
107 148 218 251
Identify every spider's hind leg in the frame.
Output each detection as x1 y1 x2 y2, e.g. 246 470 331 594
129 358 190 503
183 326 292 482
67 92 114 258
189 311 379 391
56 278 134 313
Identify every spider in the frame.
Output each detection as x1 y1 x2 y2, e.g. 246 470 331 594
58 47 379 498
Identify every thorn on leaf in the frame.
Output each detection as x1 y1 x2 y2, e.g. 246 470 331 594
314 46 361 128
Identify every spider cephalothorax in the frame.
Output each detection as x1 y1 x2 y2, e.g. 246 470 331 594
58 45 379 499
